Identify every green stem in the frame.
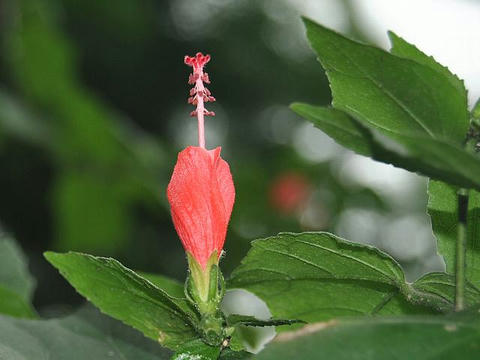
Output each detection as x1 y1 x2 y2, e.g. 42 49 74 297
455 188 469 311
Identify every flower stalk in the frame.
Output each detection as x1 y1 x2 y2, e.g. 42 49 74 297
455 118 479 311
455 188 468 311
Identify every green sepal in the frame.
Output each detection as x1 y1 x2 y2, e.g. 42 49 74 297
209 264 226 306
187 251 220 310
185 251 228 346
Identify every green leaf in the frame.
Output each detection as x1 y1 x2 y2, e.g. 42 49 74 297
228 232 436 326
137 271 185 299
290 104 374 156
219 349 252 359
255 306 480 360
294 19 480 190
172 339 221 360
292 103 480 190
0 306 172 359
226 314 304 328
303 17 468 143
428 180 480 287
290 103 444 181
44 251 198 349
0 233 36 318
388 31 467 100
227 329 247 352
412 272 480 309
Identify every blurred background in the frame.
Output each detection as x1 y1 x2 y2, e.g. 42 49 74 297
0 0 479 313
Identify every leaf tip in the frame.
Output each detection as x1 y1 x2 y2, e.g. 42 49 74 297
300 16 314 26
43 251 58 262
43 251 67 268
300 16 323 36
289 102 302 113
387 30 399 41
387 30 404 51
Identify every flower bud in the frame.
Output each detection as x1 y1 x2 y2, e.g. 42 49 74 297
167 146 235 270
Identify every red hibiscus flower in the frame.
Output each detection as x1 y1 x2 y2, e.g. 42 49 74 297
167 146 235 269
167 52 235 271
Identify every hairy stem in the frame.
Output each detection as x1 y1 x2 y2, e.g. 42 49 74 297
455 188 469 311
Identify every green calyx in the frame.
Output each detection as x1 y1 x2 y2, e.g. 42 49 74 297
185 251 227 345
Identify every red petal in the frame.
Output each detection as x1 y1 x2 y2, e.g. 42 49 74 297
167 146 235 268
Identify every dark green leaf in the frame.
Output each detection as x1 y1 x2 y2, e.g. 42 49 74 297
412 272 480 310
219 349 252 359
303 17 468 143
45 251 198 349
290 103 439 177
375 132 480 190
0 306 172 359
290 104 374 156
228 232 436 326
292 103 480 190
256 306 480 360
227 328 247 352
295 19 480 190
137 272 185 299
428 180 480 287
226 314 304 327
172 339 221 360
388 31 467 100
0 233 36 318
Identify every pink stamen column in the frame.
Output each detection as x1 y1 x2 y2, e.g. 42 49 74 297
185 52 216 149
